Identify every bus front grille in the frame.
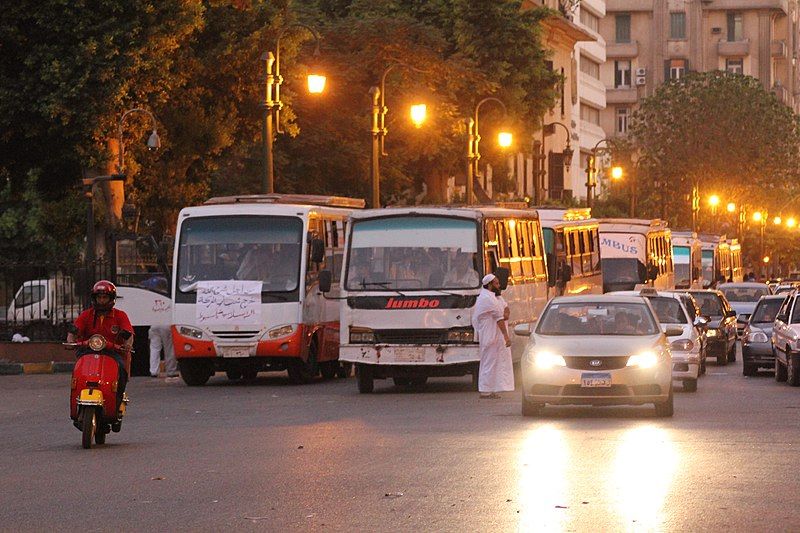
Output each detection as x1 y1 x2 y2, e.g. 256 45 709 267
211 330 261 340
374 329 448 345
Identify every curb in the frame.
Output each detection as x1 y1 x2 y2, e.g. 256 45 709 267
0 362 75 375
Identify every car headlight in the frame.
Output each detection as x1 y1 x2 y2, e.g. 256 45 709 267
534 350 566 369
349 327 375 344
627 350 659 368
745 330 769 343
267 324 295 339
446 328 475 343
706 328 719 337
179 326 204 339
670 339 694 352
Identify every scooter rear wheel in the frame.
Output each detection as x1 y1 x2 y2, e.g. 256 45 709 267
81 407 97 449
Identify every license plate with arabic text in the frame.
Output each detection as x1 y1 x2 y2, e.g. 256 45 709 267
580 372 612 388
220 346 251 358
394 347 426 363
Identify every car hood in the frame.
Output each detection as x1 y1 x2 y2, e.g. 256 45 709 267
530 334 665 357
729 302 757 316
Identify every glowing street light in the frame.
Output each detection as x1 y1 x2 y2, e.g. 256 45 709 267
498 131 514 148
787 217 797 228
409 104 427 128
763 256 771 264
708 194 720 208
307 74 327 94
726 202 736 213
611 166 624 180
774 216 783 226
752 211 763 222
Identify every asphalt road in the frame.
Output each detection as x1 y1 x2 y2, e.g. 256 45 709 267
2 346 800 532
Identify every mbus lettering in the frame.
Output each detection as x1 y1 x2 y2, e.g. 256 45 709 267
385 297 441 309
600 237 638 255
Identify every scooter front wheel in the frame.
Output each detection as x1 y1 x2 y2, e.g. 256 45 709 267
81 407 97 449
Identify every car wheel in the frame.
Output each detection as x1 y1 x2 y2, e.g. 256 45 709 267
320 361 337 380
654 386 674 417
742 362 757 376
683 379 697 392
521 395 543 417
775 355 788 382
788 353 800 387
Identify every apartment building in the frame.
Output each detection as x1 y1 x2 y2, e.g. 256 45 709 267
600 0 799 140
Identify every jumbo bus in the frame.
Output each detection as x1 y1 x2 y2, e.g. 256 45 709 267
671 231 703 289
170 194 364 386
698 234 729 287
329 206 548 393
598 218 675 292
728 239 744 282
537 207 603 298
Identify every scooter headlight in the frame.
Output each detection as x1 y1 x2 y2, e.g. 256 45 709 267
87 334 106 351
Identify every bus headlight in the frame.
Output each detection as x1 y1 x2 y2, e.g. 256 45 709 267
179 326 204 339
267 324 295 339
349 327 375 344
447 328 475 343
627 350 659 368
534 351 566 369
670 339 694 352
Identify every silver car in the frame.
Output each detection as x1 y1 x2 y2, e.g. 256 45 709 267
718 282 772 336
518 295 677 417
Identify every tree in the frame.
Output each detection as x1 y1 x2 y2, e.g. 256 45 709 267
626 71 800 230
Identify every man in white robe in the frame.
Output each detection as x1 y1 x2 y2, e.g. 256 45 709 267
472 274 514 398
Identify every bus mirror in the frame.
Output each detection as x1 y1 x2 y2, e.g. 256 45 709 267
310 238 325 264
318 270 332 293
546 254 556 287
495 267 510 290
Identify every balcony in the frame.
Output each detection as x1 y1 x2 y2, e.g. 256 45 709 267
607 0 653 10
703 0 788 15
772 39 788 59
717 39 750 57
607 41 639 58
606 87 639 104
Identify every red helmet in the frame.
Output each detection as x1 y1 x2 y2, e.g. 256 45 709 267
91 280 117 311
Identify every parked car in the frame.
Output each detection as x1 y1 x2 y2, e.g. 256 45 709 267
772 290 800 386
717 282 771 337
517 294 676 417
611 289 706 391
742 294 787 376
685 290 738 364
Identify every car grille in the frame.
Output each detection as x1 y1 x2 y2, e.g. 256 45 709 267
374 329 447 345
562 385 630 396
211 330 260 340
564 356 630 370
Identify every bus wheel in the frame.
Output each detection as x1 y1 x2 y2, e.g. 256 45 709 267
320 361 337 380
179 360 211 387
225 369 243 381
288 341 318 384
356 364 374 393
335 362 352 379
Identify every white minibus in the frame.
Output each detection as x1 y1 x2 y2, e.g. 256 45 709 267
671 231 703 289
599 218 675 292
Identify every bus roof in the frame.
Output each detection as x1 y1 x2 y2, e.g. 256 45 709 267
598 218 670 233
202 194 365 209
536 207 593 224
348 205 540 221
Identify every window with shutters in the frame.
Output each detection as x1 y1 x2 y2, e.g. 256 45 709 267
727 12 743 41
615 60 631 88
670 12 686 40
616 14 631 43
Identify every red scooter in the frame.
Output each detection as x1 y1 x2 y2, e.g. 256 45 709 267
65 332 132 449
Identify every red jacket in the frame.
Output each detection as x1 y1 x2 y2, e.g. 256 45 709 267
73 308 133 346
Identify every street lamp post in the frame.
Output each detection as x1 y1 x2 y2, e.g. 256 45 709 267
536 122 573 205
261 24 325 194
586 139 612 209
369 64 427 208
466 97 510 205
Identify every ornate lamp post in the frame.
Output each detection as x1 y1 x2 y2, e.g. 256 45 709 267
261 24 325 194
466 97 513 205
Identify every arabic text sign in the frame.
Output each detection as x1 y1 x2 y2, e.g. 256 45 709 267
196 281 262 326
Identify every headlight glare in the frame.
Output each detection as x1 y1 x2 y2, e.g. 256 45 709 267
670 339 694 352
534 350 566 369
627 350 659 368
706 329 719 337
179 326 203 339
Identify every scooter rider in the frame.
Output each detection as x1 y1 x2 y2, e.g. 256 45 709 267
67 281 134 409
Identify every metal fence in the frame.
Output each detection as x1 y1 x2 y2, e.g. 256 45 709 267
0 259 113 341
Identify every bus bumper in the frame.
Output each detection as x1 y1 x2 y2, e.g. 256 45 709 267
340 344 479 365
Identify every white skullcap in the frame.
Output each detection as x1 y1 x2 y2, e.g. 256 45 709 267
482 274 496 286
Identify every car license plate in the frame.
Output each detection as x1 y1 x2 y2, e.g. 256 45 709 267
394 347 426 363
581 372 611 388
220 346 250 358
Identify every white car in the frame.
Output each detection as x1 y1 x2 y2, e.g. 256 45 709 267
772 289 800 385
517 294 677 417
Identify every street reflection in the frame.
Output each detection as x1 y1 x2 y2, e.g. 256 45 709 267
609 426 678 531
518 425 569 532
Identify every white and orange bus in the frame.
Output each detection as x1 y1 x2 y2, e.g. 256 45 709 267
170 194 363 385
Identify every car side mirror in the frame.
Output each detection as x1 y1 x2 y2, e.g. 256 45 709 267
318 270 332 293
495 267 510 290
310 238 325 264
665 326 684 337
513 323 532 337
693 316 708 328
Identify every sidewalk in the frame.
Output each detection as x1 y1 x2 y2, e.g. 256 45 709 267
0 361 74 375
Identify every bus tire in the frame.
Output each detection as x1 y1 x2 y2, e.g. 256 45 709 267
356 364 374 393
335 362 352 379
179 360 211 387
288 340 319 384
320 361 337 380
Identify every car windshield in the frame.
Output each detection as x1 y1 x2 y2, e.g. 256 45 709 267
751 298 785 323
720 286 769 302
537 301 659 336
346 216 481 291
648 297 686 324
690 292 723 317
177 215 303 293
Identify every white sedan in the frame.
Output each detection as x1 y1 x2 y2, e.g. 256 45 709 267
517 295 677 417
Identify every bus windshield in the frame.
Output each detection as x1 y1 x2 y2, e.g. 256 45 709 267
701 249 714 284
346 216 481 291
177 215 303 293
600 258 646 285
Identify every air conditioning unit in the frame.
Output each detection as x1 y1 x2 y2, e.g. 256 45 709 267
635 67 647 77
635 76 647 86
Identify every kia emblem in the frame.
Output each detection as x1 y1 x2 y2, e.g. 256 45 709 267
589 359 602 367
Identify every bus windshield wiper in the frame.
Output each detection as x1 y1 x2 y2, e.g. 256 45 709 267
359 281 406 296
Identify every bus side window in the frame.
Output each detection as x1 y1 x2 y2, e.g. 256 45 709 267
507 220 523 280
531 221 546 279
579 229 591 274
590 228 600 273
568 230 580 278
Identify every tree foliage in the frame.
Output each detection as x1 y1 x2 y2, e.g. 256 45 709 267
626 71 800 229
